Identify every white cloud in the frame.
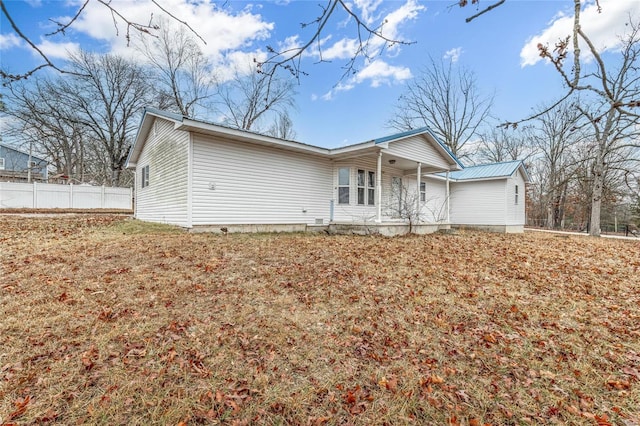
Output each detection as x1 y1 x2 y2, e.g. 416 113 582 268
321 59 411 99
353 0 384 25
321 37 360 60
319 0 424 62
59 0 273 64
0 33 22 50
35 39 81 60
521 0 639 67
355 59 412 87
377 0 425 46
444 47 463 63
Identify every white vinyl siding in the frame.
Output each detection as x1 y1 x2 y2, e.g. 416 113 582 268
422 177 448 223
449 179 507 225
191 134 332 225
135 118 190 226
506 170 526 225
384 135 451 170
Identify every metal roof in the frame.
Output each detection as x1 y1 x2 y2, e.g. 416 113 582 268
447 160 529 181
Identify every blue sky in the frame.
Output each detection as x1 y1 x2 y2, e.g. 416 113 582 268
1 0 638 148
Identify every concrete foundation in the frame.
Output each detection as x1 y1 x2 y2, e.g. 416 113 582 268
452 224 525 234
189 222 450 236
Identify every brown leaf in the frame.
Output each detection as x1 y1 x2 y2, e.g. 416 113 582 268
7 395 31 421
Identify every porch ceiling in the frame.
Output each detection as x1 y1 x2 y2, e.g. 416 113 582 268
332 150 451 174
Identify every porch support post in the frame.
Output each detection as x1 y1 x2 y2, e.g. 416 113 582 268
446 171 451 223
416 162 421 224
376 150 382 223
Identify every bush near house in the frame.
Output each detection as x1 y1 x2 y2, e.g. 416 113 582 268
1 216 639 425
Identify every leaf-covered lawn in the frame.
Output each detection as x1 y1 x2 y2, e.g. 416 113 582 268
1 215 639 425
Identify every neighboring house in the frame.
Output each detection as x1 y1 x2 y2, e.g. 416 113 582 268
126 108 529 234
0 143 49 182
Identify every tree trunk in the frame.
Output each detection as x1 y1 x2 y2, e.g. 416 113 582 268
590 159 604 237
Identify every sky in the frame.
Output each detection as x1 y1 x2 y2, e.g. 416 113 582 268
1 0 639 148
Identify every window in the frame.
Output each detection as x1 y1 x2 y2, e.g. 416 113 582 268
0 158 4 170
357 169 365 205
367 171 375 206
141 165 150 188
420 182 426 202
338 167 350 204
357 169 376 205
515 185 519 205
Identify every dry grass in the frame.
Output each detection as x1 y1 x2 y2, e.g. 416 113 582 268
1 216 639 425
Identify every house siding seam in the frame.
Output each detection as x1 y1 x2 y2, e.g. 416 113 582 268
191 134 333 225
135 118 190 226
384 135 451 170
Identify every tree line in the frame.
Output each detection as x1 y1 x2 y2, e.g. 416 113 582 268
2 21 296 187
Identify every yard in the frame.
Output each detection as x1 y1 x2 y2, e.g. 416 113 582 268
1 215 639 425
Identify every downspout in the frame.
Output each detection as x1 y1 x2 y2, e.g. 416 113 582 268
187 133 193 228
416 162 421 224
376 150 382 223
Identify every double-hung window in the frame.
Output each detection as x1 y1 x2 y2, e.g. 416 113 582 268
515 185 519 205
338 167 350 204
420 182 426 202
141 165 150 188
357 169 375 205
367 171 375 205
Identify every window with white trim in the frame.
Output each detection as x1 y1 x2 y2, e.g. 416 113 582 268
367 171 375 206
515 185 519 205
338 167 350 204
420 182 426 202
0 158 4 170
357 169 376 205
141 165 150 188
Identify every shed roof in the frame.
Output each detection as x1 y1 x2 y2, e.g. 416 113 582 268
446 160 530 182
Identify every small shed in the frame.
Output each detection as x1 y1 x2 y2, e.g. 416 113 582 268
447 161 530 233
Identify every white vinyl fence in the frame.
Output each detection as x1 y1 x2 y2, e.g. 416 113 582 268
0 182 132 210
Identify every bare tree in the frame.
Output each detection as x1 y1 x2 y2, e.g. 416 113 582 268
384 180 450 233
529 101 585 229
5 80 88 181
136 18 215 117
389 57 493 159
476 125 533 164
267 112 297 140
59 50 151 185
566 20 640 236
215 70 296 132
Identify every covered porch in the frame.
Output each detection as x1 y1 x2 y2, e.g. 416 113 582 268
326 128 461 230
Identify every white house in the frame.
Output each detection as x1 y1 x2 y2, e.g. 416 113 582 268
126 108 529 234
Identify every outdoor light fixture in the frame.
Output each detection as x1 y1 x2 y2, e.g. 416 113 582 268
389 159 396 164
